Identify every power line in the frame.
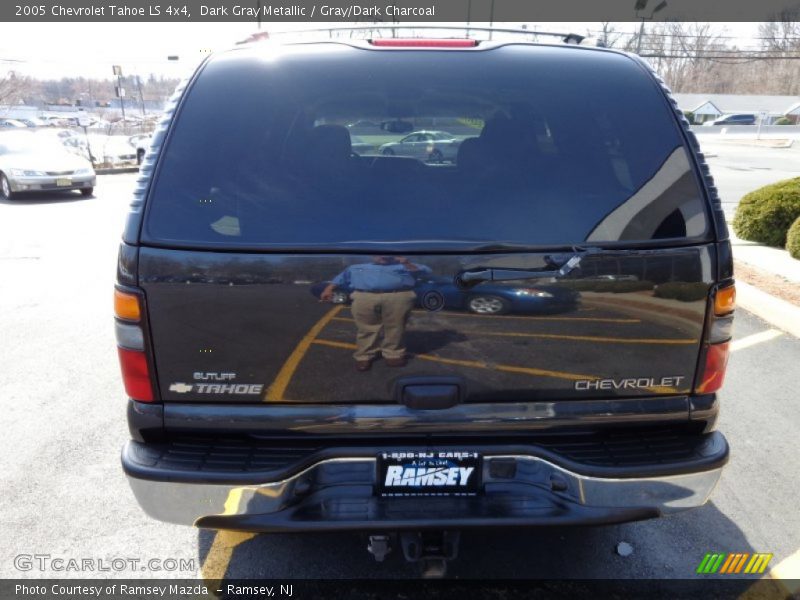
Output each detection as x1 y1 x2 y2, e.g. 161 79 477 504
640 53 800 61
587 29 800 41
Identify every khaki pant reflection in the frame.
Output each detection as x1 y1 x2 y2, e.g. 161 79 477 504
350 290 416 361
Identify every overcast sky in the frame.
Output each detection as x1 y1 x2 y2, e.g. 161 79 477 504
0 22 763 80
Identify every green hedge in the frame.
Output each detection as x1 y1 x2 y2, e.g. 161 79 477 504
787 216 800 259
732 177 800 247
774 117 793 125
653 282 709 302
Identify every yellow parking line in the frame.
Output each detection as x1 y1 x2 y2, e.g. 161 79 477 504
264 305 343 401
465 331 698 345
311 338 597 382
331 318 693 345
201 489 257 583
340 315 641 324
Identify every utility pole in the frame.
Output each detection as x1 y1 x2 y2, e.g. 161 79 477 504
112 65 126 123
135 76 146 117
634 0 667 55
636 17 646 54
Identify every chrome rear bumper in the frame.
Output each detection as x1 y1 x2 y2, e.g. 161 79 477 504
123 432 728 531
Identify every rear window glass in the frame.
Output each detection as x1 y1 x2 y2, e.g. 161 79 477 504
143 45 710 250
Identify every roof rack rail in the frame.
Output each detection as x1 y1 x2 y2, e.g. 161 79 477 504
238 25 586 45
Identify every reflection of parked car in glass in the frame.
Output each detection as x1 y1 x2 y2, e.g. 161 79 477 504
711 113 756 126
0 131 96 199
310 275 579 315
18 117 46 128
378 130 461 162
0 119 26 128
63 135 137 166
346 120 382 134
350 135 377 156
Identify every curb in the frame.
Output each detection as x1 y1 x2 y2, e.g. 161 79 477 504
96 167 139 175
735 281 800 339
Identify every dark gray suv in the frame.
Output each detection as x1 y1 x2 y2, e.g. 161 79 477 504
116 36 734 573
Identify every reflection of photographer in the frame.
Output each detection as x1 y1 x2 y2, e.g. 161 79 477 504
321 256 430 371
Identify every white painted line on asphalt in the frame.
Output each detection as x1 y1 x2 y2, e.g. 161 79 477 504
735 281 800 340
730 329 784 352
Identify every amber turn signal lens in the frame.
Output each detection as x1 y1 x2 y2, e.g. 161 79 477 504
114 289 141 321
714 285 736 316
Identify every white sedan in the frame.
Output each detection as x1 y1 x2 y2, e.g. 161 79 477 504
0 131 96 199
378 130 462 163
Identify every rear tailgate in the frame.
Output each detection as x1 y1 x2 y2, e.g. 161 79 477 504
139 245 712 404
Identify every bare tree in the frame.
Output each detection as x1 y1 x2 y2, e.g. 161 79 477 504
0 71 31 105
594 22 626 48
759 18 800 52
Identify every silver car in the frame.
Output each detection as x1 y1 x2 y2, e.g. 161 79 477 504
0 131 96 199
378 130 461 162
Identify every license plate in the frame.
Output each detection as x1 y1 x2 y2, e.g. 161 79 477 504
377 451 481 497
56 178 72 187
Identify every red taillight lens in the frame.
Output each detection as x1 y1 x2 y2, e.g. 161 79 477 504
117 347 154 402
370 39 477 48
697 342 730 394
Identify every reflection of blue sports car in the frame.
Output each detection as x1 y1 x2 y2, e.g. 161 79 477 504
310 276 579 315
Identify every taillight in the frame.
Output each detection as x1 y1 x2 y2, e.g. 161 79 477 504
714 285 736 316
370 39 477 48
117 348 154 402
696 341 730 394
114 288 141 321
696 283 735 394
114 288 155 402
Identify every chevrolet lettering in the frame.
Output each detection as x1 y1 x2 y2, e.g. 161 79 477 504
574 376 686 391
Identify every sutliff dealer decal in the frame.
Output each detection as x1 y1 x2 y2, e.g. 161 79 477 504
168 372 264 395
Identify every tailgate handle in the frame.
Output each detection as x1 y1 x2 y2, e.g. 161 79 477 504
397 378 463 410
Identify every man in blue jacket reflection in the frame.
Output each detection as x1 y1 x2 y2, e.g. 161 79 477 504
321 256 431 371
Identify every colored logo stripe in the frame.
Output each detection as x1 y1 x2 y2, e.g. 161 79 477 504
697 553 773 574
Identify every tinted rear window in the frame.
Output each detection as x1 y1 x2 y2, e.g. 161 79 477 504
143 44 710 250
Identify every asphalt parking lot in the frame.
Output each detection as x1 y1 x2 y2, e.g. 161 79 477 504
0 167 798 593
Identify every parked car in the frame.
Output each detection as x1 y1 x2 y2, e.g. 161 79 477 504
0 119 27 128
711 113 756 126
17 117 46 128
346 120 382 134
119 36 733 576
63 135 137 166
350 134 377 156
309 275 579 314
0 130 96 199
378 130 461 162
